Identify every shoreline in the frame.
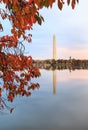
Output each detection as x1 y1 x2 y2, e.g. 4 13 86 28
33 59 88 70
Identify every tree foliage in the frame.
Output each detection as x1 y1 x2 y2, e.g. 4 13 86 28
0 0 79 113
0 0 79 44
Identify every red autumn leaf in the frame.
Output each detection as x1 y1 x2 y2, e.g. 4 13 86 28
10 108 14 113
71 0 75 9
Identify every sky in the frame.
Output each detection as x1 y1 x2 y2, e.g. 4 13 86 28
0 0 88 59
25 0 88 60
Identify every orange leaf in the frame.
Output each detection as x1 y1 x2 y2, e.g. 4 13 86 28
12 0 18 5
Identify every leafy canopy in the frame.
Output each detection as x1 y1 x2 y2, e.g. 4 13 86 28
0 0 79 113
0 0 79 46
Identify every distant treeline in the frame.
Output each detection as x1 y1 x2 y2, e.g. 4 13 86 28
33 59 88 70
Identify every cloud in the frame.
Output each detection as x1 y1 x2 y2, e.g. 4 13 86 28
57 47 88 59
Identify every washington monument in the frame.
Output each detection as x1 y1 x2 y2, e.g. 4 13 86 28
53 35 56 60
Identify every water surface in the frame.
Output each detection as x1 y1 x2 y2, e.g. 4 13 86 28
0 69 88 130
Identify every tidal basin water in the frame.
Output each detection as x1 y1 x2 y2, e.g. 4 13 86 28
0 69 88 130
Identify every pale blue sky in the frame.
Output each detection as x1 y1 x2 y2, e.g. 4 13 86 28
25 0 88 59
0 1 88 59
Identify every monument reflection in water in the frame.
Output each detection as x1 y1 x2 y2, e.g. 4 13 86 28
53 70 57 95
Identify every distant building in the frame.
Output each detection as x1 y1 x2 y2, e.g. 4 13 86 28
53 35 56 60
